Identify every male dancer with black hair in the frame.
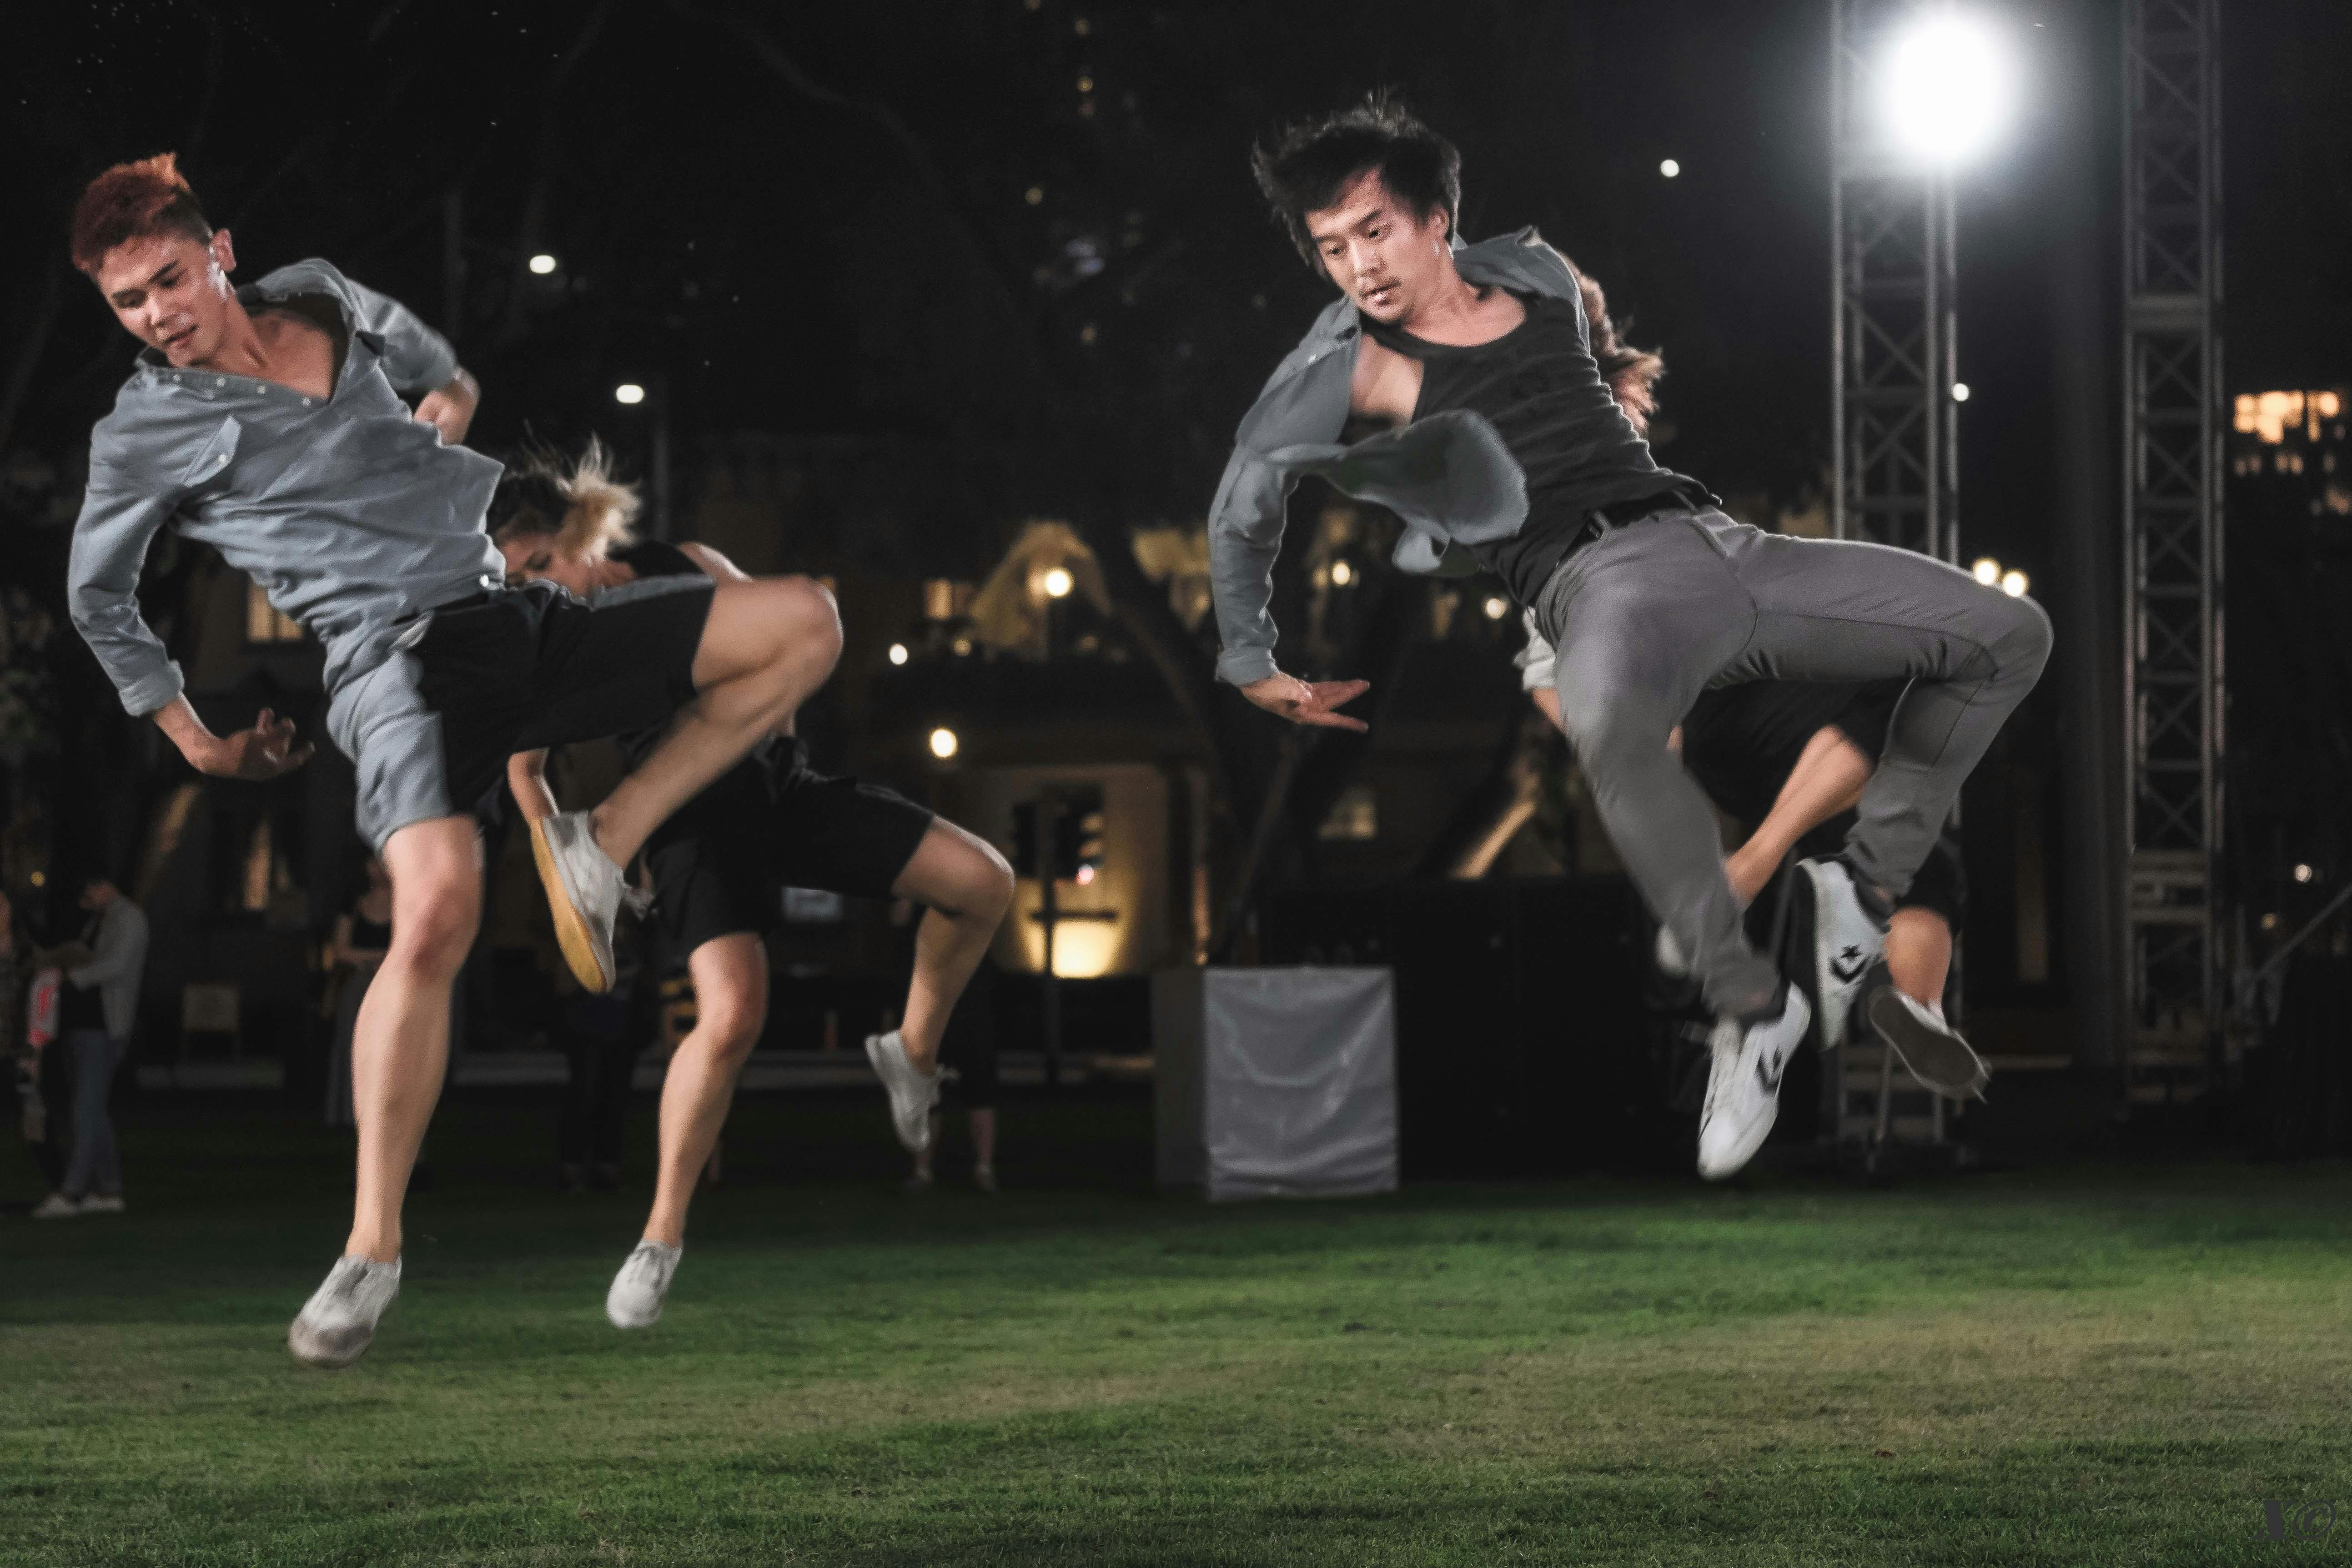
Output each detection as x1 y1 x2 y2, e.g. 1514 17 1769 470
492 449 1014 1327
66 154 840 1366
1511 265 1981 1094
1211 98 2047 1178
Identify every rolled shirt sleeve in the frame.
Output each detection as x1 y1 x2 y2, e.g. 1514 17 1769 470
68 466 186 718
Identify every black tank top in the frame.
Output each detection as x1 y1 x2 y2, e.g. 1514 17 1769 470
1362 290 1706 605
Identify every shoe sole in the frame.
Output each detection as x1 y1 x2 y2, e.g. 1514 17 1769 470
287 1323 373 1370
1867 988 1990 1100
530 816 614 994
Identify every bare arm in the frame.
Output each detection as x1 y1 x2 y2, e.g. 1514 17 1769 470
677 541 752 583
1722 726 1873 904
507 749 557 827
152 696 312 779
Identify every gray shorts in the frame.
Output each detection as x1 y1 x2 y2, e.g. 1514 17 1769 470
327 575 714 850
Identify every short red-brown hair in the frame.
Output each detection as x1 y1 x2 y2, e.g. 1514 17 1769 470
70 152 212 276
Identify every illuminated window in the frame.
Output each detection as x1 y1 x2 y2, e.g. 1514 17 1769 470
1319 784 1378 842
2236 389 2347 445
245 580 302 643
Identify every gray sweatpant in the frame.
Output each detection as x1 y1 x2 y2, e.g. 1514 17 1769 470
1530 508 2052 1016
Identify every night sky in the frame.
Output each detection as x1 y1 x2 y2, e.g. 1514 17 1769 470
6 0 2343 548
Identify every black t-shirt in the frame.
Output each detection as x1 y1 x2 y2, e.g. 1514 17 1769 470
1680 679 1907 826
1362 290 1707 605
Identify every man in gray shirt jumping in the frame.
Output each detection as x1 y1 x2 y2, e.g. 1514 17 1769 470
1208 98 2049 1181
65 153 842 1367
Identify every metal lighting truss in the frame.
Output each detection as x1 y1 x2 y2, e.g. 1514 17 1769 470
1832 0 1959 564
2121 0 2225 1104
1828 0 1958 1162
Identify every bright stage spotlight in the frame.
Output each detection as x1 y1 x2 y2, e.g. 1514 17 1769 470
1042 566 1074 599
613 382 646 405
1973 557 2000 586
528 253 558 275
2000 569 2029 598
1881 8 2016 168
929 727 960 760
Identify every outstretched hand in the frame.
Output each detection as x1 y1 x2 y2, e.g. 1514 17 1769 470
207 708 313 780
1239 672 1372 732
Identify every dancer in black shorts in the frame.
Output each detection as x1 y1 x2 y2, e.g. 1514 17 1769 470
493 446 1014 1326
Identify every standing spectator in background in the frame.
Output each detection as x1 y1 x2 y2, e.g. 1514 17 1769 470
1 888 57 1196
324 857 394 1129
557 950 653 1194
32 875 148 1218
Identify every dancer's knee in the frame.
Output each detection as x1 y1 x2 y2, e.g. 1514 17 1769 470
688 939 768 1063
770 575 843 671
390 890 477 979
1993 593 2054 683
901 823 1015 923
695 987 764 1065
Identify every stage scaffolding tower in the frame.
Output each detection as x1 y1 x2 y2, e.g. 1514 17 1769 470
1828 0 1959 1163
1831 0 1959 564
2121 0 2225 1105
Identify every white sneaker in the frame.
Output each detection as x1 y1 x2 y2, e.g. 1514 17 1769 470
529 810 624 993
864 1030 939 1154
288 1254 402 1369
1655 925 1691 978
1696 987 1812 1181
606 1240 682 1329
78 1194 125 1214
1799 859 1886 1049
30 1192 79 1220
1867 987 1990 1100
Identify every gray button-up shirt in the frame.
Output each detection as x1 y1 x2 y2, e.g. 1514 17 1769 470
69 258 504 713
1208 230 1601 688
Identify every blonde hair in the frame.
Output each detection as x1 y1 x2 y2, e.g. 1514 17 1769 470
489 437 641 559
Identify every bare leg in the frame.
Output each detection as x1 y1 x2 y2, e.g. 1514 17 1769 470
1885 907 1953 1011
890 820 1015 1074
642 933 766 1249
346 818 481 1263
1723 726 1873 905
970 1106 997 1168
590 578 843 868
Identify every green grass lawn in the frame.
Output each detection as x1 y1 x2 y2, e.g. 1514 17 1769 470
5 1093 2351 1566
